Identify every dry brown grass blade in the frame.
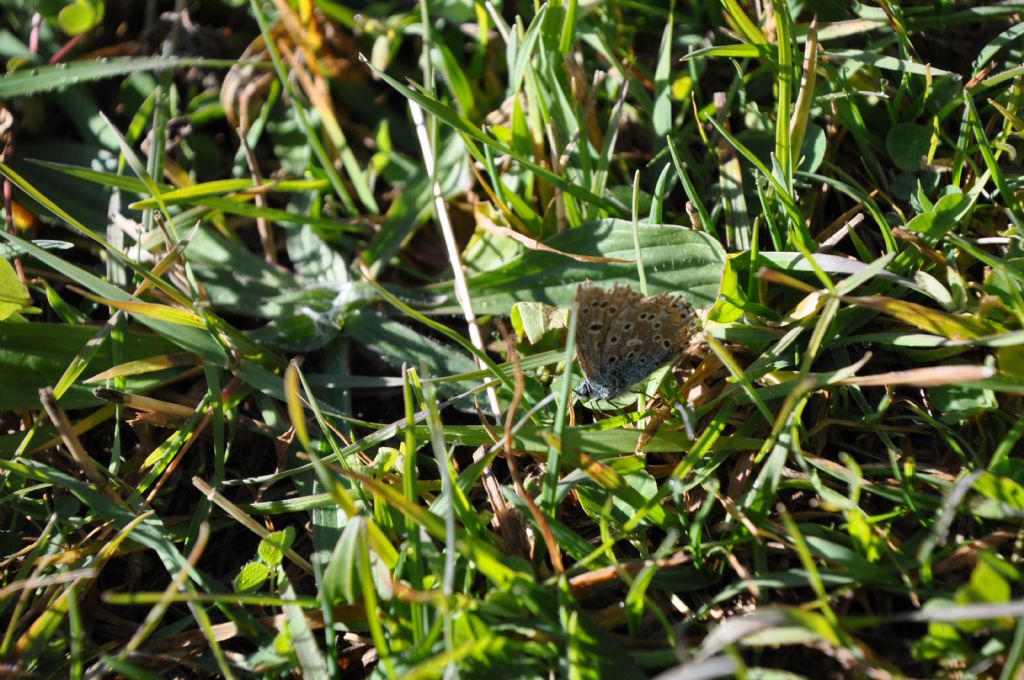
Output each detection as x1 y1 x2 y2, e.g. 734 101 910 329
477 216 632 264
834 364 995 387
192 476 314 574
38 387 124 507
499 320 563 574
567 551 690 596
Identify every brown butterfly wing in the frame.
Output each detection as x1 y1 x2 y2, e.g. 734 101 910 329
598 285 647 361
602 287 695 390
574 282 613 385
574 283 699 398
638 291 698 365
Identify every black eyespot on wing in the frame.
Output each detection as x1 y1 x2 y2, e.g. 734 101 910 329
662 339 671 349
608 356 618 364
652 322 662 330
609 306 618 314
623 323 632 331
626 351 636 360
609 336 618 344
589 324 603 331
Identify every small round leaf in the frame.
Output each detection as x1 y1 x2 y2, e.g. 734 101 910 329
887 122 932 172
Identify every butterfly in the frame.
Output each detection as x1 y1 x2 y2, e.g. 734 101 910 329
573 282 698 401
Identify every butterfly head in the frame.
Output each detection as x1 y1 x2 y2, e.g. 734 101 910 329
575 378 615 401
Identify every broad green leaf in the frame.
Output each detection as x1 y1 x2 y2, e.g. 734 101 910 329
972 471 1024 516
995 346 1024 376
954 554 1013 632
887 122 933 172
0 257 31 320
928 383 997 423
234 561 271 593
576 463 657 529
58 0 103 35
322 514 368 605
912 599 967 662
846 510 883 563
799 123 827 173
432 220 725 316
0 321 179 409
511 301 568 345
258 527 296 567
184 226 307 319
343 307 479 402
800 525 896 584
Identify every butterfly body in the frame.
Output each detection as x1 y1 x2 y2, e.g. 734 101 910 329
573 283 697 401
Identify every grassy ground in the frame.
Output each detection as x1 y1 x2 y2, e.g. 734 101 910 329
1 0 1023 677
